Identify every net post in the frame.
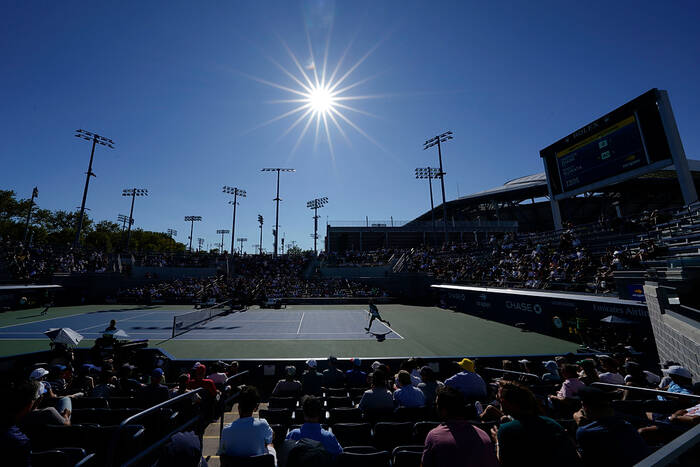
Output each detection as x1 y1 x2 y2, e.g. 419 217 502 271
172 315 176 339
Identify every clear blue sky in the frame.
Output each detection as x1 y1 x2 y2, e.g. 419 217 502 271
2 0 700 252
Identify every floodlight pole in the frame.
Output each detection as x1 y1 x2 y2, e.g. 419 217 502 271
122 188 148 251
73 130 114 246
262 168 295 257
416 168 438 231
424 131 453 244
237 237 247 254
216 229 230 254
185 216 202 252
307 197 328 255
257 214 264 255
223 186 246 255
23 187 38 245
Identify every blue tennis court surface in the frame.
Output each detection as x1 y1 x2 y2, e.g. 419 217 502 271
0 307 402 341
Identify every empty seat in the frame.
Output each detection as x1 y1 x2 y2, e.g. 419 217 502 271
329 407 363 424
332 423 372 447
220 453 276 467
71 397 108 409
413 421 440 444
108 396 146 409
392 445 424 467
259 408 292 426
326 396 353 408
373 422 414 451
268 397 297 409
336 449 391 467
324 387 349 398
393 407 429 423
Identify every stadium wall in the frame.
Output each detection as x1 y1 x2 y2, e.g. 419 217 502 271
644 282 700 378
433 284 650 340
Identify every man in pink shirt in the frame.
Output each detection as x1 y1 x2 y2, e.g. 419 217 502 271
422 386 498 467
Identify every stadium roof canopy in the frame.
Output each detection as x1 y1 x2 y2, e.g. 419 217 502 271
455 159 700 203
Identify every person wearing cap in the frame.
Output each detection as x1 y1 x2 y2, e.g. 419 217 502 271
140 368 169 407
597 355 625 385
116 362 144 396
422 386 498 467
657 366 693 401
188 363 219 399
272 366 302 397
345 358 367 388
322 356 344 389
575 386 649 466
156 430 208 467
302 359 322 396
19 378 72 430
541 360 560 383
219 386 274 460
393 370 425 408
444 358 487 401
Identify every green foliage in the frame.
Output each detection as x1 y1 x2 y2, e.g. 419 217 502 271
0 190 186 252
286 245 304 256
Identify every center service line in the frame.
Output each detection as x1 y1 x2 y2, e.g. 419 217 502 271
296 312 305 334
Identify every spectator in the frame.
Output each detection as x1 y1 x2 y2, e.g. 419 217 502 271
597 355 625 384
492 382 581 466
90 370 116 398
301 359 322 396
207 362 228 386
116 363 144 396
272 366 302 397
393 370 425 408
541 360 560 383
417 366 443 408
550 364 585 402
0 380 39 467
422 386 498 467
357 370 394 413
444 358 487 401
141 368 169 407
658 366 693 400
578 359 599 386
219 386 274 459
188 363 218 399
575 387 649 466
19 381 71 429
322 356 344 388
345 358 367 388
286 395 342 458
155 430 208 467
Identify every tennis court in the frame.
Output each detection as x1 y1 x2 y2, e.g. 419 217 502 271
0 304 579 359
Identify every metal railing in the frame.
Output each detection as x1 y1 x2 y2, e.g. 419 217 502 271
483 367 541 381
591 382 700 402
218 370 253 437
635 423 700 466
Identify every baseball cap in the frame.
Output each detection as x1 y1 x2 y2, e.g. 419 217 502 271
371 361 382 371
352 357 362 367
306 359 317 368
663 366 692 379
30 368 49 380
286 365 296 376
456 358 475 372
152 368 164 378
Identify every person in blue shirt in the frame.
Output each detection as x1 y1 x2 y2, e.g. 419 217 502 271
365 300 390 331
345 358 368 388
444 358 487 401
394 370 426 408
219 386 275 459
286 395 343 458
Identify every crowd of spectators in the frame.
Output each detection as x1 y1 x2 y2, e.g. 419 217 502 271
320 249 397 267
0 238 115 280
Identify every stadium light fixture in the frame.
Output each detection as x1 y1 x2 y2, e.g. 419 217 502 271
73 129 114 246
197 237 205 252
184 216 202 252
257 214 264 255
261 168 295 257
415 167 440 232
216 229 230 254
307 197 328 254
222 186 246 255
423 130 453 243
166 228 177 238
237 237 247 254
122 188 148 251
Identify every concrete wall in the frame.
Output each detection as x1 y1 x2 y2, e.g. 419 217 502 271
644 282 700 380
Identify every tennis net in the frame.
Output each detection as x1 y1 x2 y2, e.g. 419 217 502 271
171 299 232 338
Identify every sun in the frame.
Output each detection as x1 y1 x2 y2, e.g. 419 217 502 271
244 30 387 158
308 85 335 114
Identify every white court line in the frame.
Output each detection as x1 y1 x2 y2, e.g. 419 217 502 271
0 311 91 330
296 312 305 334
76 311 162 332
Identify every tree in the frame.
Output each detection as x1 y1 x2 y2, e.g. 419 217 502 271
286 245 303 256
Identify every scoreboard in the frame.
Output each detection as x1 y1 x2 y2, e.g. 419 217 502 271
541 89 676 197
